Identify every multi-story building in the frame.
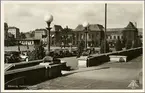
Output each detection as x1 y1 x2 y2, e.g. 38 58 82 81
34 25 63 46
8 27 20 39
50 25 63 46
24 22 142 48
107 28 124 47
123 22 138 41
34 29 47 39
72 24 104 47
106 22 141 47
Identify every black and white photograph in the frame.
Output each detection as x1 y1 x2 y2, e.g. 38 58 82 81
1 0 144 92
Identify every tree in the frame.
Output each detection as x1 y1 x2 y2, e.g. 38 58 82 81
77 39 85 57
132 37 142 48
137 38 142 47
37 41 45 59
5 33 17 46
4 22 8 39
100 40 110 53
125 40 132 49
28 41 45 60
30 31 35 38
20 32 26 39
132 39 138 48
115 38 122 51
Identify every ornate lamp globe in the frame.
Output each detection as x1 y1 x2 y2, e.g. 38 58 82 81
44 14 53 23
83 22 89 28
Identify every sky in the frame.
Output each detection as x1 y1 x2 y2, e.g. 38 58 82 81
3 1 143 32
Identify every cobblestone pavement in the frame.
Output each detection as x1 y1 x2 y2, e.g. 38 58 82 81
28 56 142 90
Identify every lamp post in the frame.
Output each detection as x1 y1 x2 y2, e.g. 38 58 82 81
44 14 53 53
83 22 89 50
104 3 107 53
17 40 20 52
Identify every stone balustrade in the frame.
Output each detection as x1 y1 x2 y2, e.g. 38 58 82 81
7 60 43 71
5 63 63 89
78 47 142 67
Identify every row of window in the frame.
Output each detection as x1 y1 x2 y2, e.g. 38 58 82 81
74 33 96 40
20 41 34 45
107 35 123 40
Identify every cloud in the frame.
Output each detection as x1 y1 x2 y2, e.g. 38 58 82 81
4 2 143 32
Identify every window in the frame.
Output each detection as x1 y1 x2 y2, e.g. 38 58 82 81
110 36 112 39
92 34 94 39
121 36 123 39
117 36 120 39
88 34 91 39
107 36 109 39
80 34 83 39
114 36 116 39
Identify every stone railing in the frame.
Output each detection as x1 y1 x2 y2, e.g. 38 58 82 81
7 60 43 71
7 59 67 71
84 47 142 67
5 63 63 89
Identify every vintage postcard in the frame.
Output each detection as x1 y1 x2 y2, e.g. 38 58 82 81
1 0 144 92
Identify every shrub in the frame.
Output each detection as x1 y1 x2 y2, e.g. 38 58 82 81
125 40 132 49
132 40 138 48
28 41 45 60
132 38 142 48
137 38 142 47
77 40 85 57
115 39 122 51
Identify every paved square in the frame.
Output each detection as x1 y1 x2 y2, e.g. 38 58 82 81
28 56 142 89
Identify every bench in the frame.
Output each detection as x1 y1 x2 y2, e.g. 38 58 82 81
109 55 127 62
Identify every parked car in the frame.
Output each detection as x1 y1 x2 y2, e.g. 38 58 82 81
20 54 28 62
5 51 22 63
62 49 71 57
5 51 28 63
54 49 63 58
70 48 77 56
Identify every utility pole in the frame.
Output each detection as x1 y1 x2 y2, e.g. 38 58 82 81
104 3 107 53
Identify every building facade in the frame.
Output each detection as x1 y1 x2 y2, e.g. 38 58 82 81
72 24 104 47
34 25 63 46
34 29 47 39
47 24 105 47
23 22 142 48
19 39 34 45
8 27 20 39
106 22 141 47
107 28 124 47
123 22 138 41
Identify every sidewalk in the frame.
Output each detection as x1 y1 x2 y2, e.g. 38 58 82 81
28 56 142 90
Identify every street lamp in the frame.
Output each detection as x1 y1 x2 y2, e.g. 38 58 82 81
83 22 89 50
44 14 53 53
104 3 107 53
17 40 20 52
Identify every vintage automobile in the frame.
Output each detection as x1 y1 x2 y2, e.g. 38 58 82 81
5 51 28 63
